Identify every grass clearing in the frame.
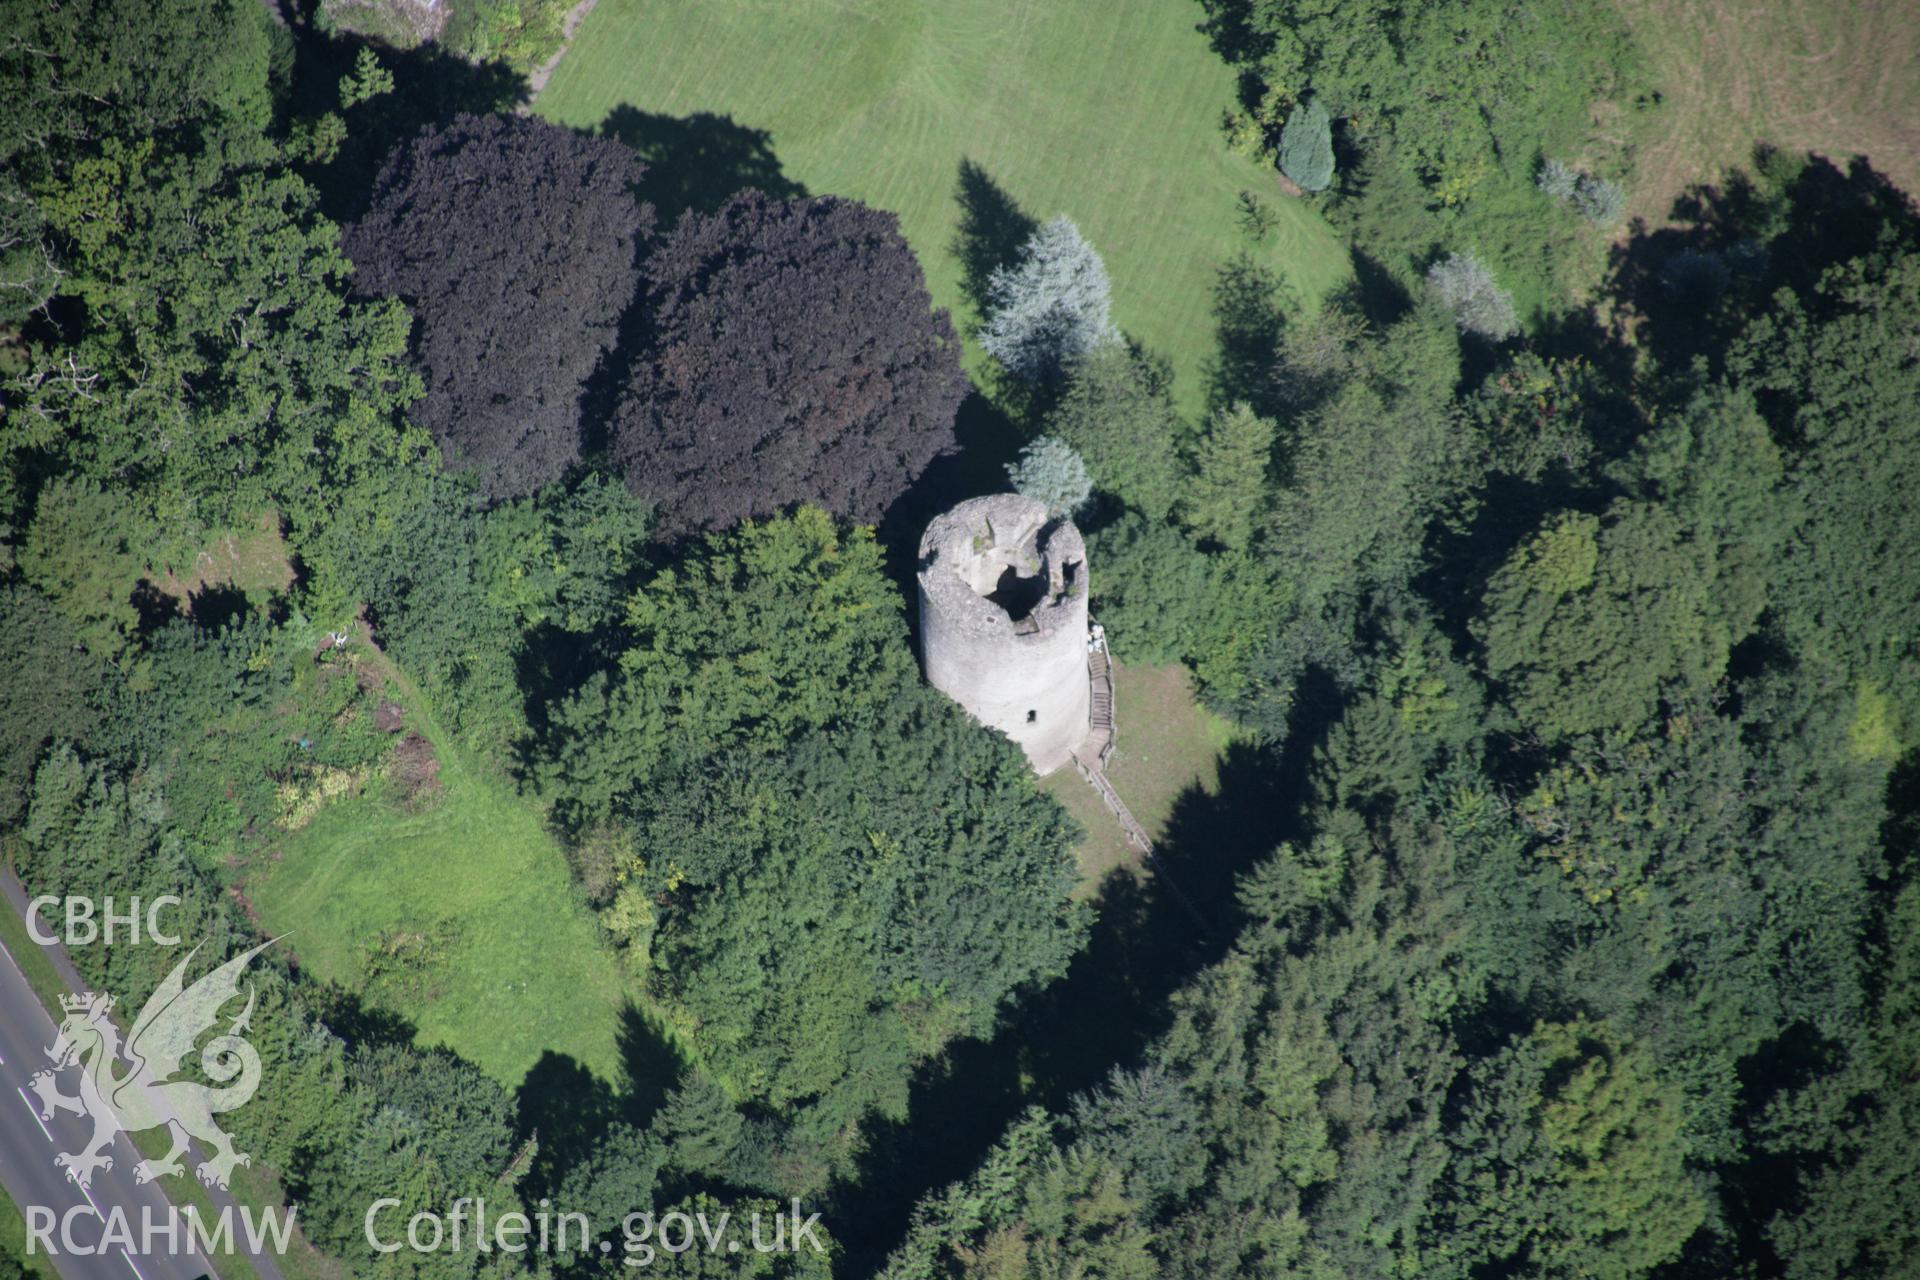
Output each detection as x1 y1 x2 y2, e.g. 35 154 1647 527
152 512 296 615
1044 661 1234 888
1616 0 1920 224
536 0 1350 414
236 672 637 1090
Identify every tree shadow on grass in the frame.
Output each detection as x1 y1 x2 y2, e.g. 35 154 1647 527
616 999 686 1123
951 158 1037 322
1345 245 1413 327
186 582 255 634
515 1001 685 1200
307 984 423 1052
1193 0 1273 66
1204 253 1291 418
130 580 181 637
598 106 806 229
517 1051 620 1198
1596 151 1920 376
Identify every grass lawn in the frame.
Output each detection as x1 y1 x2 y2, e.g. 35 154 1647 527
1616 0 1920 224
237 668 638 1090
151 512 296 615
1043 661 1235 889
536 0 1350 414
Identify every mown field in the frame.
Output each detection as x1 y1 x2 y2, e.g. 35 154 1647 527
237 682 639 1088
536 0 1350 413
1617 0 1920 223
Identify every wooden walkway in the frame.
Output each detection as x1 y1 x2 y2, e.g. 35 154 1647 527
1082 646 1115 760
1074 643 1147 850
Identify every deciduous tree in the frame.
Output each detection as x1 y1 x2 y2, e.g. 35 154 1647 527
346 113 653 500
0 587 105 824
613 191 966 533
7 138 428 554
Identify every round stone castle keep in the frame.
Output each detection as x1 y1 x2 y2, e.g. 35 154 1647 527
917 493 1091 775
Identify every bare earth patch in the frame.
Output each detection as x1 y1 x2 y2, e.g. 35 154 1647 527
388 730 444 812
1617 0 1920 224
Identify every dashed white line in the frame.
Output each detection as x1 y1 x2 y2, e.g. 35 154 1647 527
17 1088 108 1218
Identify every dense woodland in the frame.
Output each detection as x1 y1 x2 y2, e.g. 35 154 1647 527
1 1 1916 1278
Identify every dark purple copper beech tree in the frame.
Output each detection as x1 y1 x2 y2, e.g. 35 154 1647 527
613 190 967 533
346 113 653 500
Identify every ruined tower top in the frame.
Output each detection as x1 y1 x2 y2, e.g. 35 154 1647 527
916 493 1091 774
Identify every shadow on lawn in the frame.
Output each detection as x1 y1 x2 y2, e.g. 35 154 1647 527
951 157 1038 322
1203 252 1290 418
516 1001 686 1199
1597 150 1919 374
599 105 807 229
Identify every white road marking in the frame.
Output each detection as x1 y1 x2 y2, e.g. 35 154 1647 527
121 1247 148 1280
18 1084 112 1224
65 1165 106 1219
16 1084 54 1143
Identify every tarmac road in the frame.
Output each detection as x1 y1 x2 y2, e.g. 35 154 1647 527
0 937 216 1280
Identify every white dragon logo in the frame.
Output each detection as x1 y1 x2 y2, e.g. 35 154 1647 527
27 938 277 1190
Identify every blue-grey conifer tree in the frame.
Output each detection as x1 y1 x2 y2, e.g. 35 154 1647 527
1008 435 1093 517
979 216 1120 380
1277 101 1334 192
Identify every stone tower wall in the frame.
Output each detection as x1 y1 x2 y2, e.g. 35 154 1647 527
917 494 1091 775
